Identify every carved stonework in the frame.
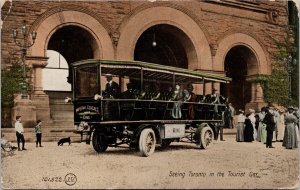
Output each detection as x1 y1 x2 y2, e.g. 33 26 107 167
267 9 279 24
210 43 218 56
110 31 120 47
26 56 49 68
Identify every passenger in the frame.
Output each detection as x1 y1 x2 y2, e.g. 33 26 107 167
120 83 136 120
211 88 221 119
219 95 228 104
165 85 174 100
186 83 196 120
121 83 136 99
138 83 150 100
211 88 220 103
151 83 161 100
103 74 119 98
170 84 188 119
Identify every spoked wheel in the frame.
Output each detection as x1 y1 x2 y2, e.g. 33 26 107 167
139 128 156 157
200 127 214 149
92 132 108 153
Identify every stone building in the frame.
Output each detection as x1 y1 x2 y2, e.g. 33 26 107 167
1 1 292 134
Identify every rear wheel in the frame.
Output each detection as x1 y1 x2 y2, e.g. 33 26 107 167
200 127 214 149
139 128 156 157
92 132 108 153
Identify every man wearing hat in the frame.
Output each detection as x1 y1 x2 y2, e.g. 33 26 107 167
104 74 119 98
263 107 276 148
211 88 221 119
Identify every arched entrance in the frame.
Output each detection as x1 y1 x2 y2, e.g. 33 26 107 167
117 6 212 71
215 32 270 111
16 9 114 123
47 25 96 84
134 24 189 69
221 45 258 110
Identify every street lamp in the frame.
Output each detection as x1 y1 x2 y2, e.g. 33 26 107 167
285 55 297 101
12 20 37 99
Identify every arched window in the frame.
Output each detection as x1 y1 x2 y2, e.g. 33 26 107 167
42 50 71 91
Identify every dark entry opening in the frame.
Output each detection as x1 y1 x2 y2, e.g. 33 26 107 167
134 24 188 69
221 45 256 110
47 25 95 83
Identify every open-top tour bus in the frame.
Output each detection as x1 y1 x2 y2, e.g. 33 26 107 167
71 59 231 156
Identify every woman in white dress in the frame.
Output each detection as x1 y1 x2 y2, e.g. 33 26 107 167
236 109 245 142
276 110 285 141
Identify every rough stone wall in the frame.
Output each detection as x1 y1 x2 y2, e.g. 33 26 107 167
1 1 288 67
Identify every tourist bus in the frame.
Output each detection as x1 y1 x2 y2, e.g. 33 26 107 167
70 59 231 156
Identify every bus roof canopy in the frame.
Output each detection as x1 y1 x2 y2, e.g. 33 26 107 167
71 59 231 83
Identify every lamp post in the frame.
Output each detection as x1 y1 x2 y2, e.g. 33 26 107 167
285 55 297 102
12 20 37 99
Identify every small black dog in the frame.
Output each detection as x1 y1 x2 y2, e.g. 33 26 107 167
57 137 71 146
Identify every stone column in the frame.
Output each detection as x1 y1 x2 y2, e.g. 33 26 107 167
255 82 264 103
250 82 256 103
245 79 267 112
27 56 51 122
11 94 37 128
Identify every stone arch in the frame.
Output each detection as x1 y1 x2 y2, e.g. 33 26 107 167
28 10 114 60
123 2 212 43
214 32 271 75
117 6 212 70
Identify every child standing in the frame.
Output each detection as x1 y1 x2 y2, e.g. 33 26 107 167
35 120 43 147
15 116 26 151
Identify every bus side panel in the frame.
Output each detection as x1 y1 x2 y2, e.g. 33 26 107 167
73 100 102 124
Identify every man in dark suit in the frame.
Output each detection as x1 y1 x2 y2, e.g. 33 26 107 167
263 107 276 148
104 74 119 98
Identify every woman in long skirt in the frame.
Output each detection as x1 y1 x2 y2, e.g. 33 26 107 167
256 111 264 142
276 110 285 141
282 107 298 149
261 123 267 144
259 107 267 144
244 114 254 142
236 110 245 142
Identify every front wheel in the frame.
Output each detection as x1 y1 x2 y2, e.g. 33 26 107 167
200 127 214 149
92 132 108 153
139 128 156 157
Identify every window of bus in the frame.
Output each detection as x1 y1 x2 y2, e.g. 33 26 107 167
75 66 99 98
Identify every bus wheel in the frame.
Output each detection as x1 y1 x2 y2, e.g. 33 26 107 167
139 128 156 157
200 127 214 149
161 139 172 148
92 132 108 153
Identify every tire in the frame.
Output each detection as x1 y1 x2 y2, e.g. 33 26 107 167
92 132 108 153
200 127 214 149
139 128 156 157
161 139 172 148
